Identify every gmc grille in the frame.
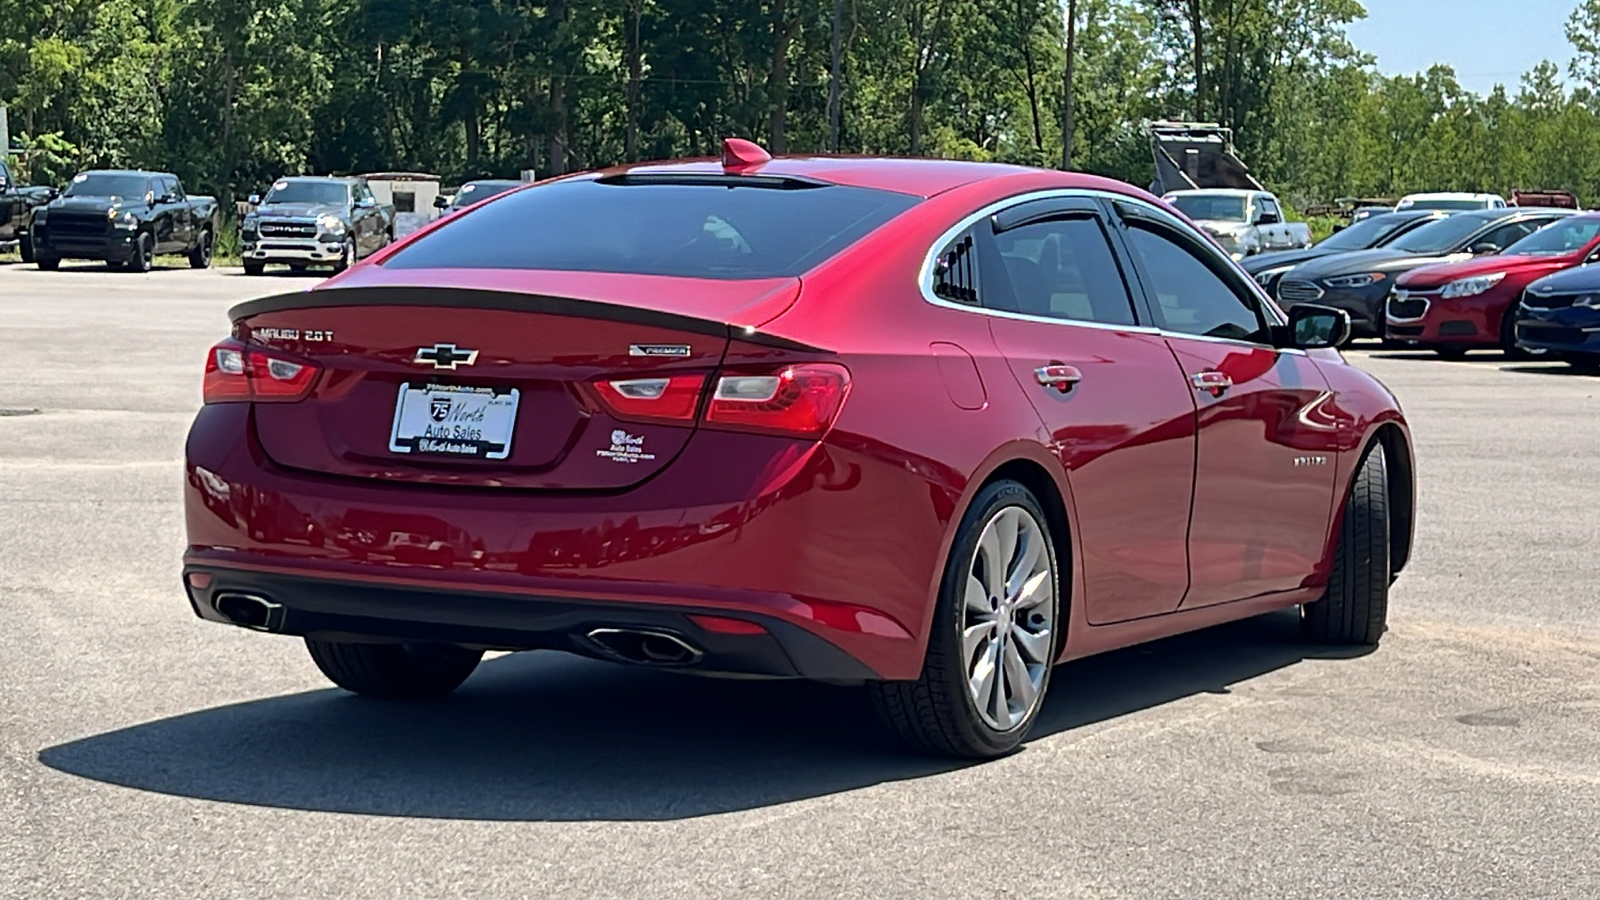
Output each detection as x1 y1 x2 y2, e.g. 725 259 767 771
1277 280 1324 303
258 220 318 238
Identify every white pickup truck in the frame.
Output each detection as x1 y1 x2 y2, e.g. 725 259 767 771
1162 189 1314 260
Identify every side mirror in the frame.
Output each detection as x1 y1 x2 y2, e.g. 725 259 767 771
247 193 261 206
1470 241 1501 255
1280 304 1351 350
44 187 59 200
433 195 450 209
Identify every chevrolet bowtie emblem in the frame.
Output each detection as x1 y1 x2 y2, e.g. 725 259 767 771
413 343 479 370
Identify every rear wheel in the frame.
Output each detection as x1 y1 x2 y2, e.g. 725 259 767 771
871 480 1060 758
305 639 483 700
188 227 213 269
1303 444 1390 645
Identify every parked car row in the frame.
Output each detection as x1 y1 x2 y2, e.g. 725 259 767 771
1255 207 1582 346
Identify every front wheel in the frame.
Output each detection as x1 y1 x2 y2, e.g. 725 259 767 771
305 639 483 700
188 227 213 269
870 480 1060 758
35 254 59 271
242 260 265 276
332 237 355 273
1434 346 1468 360
19 233 34 264
1303 444 1390 645
128 232 154 273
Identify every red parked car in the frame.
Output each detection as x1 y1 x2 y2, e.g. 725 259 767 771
1387 213 1600 358
183 141 1415 758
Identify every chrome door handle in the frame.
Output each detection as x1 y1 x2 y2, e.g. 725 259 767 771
1035 364 1083 393
1190 370 1232 397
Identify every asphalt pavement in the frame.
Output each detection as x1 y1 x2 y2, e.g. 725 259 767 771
2 262 1598 899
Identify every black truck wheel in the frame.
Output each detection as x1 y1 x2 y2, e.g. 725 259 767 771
1303 444 1390 645
36 254 59 271
305 639 483 700
19 233 34 264
128 232 154 273
188 227 214 269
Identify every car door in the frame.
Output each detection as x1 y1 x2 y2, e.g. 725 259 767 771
352 183 377 255
960 196 1200 624
166 178 194 251
1257 196 1287 250
1111 200 1340 608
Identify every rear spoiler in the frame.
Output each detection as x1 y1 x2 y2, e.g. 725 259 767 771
228 285 827 353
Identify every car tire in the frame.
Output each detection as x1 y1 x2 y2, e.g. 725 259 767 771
1303 443 1390 646
242 260 265 276
870 479 1061 758
1433 346 1468 360
188 227 213 269
129 232 153 273
1500 310 1544 360
36 254 59 271
19 233 34 264
333 237 355 273
305 638 483 700
1559 352 1600 373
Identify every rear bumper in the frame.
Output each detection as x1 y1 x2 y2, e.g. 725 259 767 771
182 563 877 681
184 403 944 681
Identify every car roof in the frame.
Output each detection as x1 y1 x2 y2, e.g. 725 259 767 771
597 155 1052 198
1164 188 1257 197
81 170 173 179
1401 192 1500 200
277 176 359 183
463 179 525 187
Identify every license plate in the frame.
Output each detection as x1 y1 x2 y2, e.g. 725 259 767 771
388 383 519 460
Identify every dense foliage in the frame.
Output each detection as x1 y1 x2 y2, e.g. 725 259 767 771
5 0 1600 208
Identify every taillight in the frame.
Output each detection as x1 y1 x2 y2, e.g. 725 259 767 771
705 363 851 438
202 339 320 404
591 374 706 423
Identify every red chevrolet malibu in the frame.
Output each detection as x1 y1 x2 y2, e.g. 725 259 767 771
1387 213 1600 358
183 142 1415 758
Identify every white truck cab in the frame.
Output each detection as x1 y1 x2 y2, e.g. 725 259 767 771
1162 188 1314 260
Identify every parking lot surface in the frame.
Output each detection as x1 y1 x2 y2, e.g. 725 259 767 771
3 263 1598 899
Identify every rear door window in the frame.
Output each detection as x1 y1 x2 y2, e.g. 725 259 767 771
383 177 920 279
988 214 1139 326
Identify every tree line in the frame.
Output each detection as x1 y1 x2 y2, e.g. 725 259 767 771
7 0 1600 210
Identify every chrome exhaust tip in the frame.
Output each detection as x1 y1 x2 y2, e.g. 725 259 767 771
584 627 704 667
212 592 286 633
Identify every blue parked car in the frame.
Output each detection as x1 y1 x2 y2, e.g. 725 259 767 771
1517 266 1600 370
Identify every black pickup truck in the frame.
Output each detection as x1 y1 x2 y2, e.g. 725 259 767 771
30 170 219 272
0 158 57 262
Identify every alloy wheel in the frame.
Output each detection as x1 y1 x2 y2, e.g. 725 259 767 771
962 505 1055 731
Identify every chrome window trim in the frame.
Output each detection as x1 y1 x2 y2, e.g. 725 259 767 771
916 187 1300 353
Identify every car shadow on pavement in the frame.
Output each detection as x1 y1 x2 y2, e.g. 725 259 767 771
38 609 1363 821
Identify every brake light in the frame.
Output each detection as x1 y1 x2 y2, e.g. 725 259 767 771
591 374 706 423
202 339 321 404
704 364 851 438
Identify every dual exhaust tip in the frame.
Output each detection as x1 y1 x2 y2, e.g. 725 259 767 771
584 627 703 667
213 591 703 668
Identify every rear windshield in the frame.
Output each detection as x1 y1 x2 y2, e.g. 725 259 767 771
384 177 920 278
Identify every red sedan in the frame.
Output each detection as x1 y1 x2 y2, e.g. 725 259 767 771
183 142 1415 758
1387 213 1600 358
